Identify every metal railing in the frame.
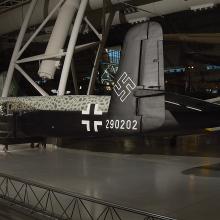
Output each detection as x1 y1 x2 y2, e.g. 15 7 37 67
0 173 176 220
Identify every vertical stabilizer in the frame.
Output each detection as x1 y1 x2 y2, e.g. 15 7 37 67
110 22 165 132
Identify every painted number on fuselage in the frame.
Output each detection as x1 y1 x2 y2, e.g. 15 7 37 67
106 120 138 130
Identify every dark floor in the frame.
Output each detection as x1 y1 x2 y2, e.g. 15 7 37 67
60 132 220 157
0 141 220 220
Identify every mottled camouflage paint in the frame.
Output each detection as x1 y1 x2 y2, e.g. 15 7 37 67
0 95 111 115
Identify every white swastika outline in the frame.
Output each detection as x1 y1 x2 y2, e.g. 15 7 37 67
113 72 136 102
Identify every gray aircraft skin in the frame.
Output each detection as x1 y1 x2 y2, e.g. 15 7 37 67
0 22 220 140
108 21 220 135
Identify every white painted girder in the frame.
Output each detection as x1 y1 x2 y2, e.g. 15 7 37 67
1 0 220 36
0 0 127 36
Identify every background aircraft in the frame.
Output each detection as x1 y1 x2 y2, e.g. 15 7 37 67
0 0 220 145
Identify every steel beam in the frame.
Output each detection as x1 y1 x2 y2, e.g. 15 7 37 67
57 0 89 96
17 0 65 59
71 60 79 95
38 0 80 79
16 42 98 64
87 1 115 95
84 17 102 40
1 0 37 97
16 51 66 64
15 65 48 96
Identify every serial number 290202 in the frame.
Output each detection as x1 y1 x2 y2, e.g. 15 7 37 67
106 120 138 130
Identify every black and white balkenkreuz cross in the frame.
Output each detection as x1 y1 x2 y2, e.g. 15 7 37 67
81 104 103 132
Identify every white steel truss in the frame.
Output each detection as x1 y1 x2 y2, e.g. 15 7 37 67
2 0 115 97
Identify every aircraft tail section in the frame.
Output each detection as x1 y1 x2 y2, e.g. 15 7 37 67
0 22 166 139
109 22 165 132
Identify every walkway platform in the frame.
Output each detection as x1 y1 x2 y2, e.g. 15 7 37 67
0 144 220 220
